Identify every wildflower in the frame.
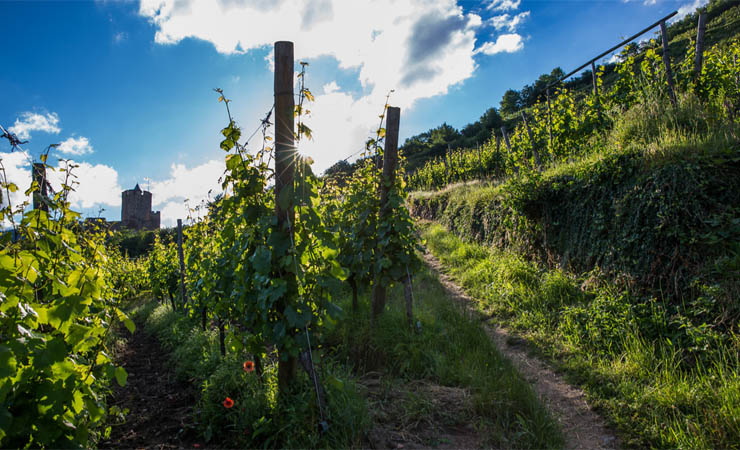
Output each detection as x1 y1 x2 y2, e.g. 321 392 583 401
243 360 255 373
223 397 234 408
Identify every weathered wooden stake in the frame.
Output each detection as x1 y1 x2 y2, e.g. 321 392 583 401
660 20 677 105
177 218 187 309
274 40 297 390
404 272 413 328
31 163 49 212
521 112 541 169
546 88 553 152
371 106 400 323
694 11 707 80
591 61 602 121
501 127 511 151
476 144 483 177
219 317 226 356
443 146 450 180
349 276 358 313
501 126 517 175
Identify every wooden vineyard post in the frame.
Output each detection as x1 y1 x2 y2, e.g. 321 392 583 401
501 126 516 174
546 88 553 153
501 127 511 151
591 61 602 122
177 219 187 311
371 106 400 324
404 271 413 329
274 40 297 390
31 163 49 212
476 144 483 178
660 20 677 106
443 146 449 181
495 135 501 176
521 112 541 169
695 11 707 81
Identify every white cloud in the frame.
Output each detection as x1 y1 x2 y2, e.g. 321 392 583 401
149 159 226 226
607 53 623 64
476 33 523 55
57 136 94 156
490 11 529 32
0 153 122 222
487 0 521 12
55 161 123 209
622 0 658 5
138 0 510 172
0 151 33 214
8 112 61 140
675 0 708 21
322 81 340 94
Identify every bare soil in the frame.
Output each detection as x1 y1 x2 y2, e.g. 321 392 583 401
99 322 201 450
422 250 620 450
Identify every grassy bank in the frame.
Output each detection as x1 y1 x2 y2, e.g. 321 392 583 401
421 222 740 448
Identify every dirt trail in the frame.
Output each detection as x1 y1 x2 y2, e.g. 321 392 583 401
422 251 620 450
100 322 201 449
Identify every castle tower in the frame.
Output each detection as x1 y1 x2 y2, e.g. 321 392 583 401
121 184 160 230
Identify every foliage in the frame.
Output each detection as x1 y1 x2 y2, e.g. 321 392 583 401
322 100 421 310
0 156 135 448
147 233 179 308
138 303 369 448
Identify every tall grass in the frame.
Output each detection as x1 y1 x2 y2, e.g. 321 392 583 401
325 264 564 449
422 223 740 449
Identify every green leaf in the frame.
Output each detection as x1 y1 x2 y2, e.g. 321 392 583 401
224 332 243 353
220 138 235 152
326 375 344 391
114 367 128 387
250 246 272 275
0 345 16 379
115 308 135 334
329 261 348 281
225 154 241 171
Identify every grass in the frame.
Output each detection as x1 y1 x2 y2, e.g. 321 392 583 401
421 222 740 449
324 263 564 449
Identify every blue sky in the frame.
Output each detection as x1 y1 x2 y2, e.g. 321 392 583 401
0 0 706 226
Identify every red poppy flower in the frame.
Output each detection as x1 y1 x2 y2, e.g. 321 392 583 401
223 397 235 408
243 360 255 373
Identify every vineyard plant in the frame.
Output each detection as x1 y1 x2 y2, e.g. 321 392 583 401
0 154 142 447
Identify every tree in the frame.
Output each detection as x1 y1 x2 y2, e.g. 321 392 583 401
500 89 523 116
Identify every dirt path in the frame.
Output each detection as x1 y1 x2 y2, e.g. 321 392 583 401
100 322 201 449
422 250 620 450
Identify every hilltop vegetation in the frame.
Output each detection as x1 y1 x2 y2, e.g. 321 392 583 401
324 0 740 178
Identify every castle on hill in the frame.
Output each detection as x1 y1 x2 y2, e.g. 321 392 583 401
120 184 160 230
